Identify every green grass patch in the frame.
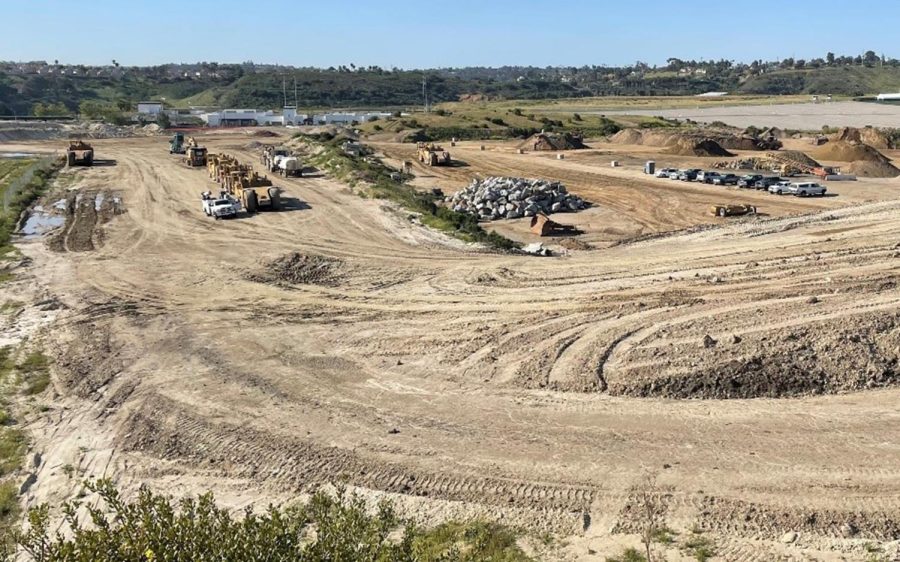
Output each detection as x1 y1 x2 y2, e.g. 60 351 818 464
413 520 532 561
683 534 717 562
606 547 647 562
17 351 51 395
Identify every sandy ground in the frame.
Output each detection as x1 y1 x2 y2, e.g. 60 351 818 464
4 133 900 561
597 100 900 130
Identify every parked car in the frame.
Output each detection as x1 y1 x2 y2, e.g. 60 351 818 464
677 168 701 181
737 174 764 188
697 171 721 183
655 168 678 178
790 182 827 197
668 170 681 179
768 181 793 195
712 174 739 186
752 176 784 190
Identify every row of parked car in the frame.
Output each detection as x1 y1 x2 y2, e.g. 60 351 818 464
653 168 828 197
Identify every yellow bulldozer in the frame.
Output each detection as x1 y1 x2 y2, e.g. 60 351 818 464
226 171 281 213
416 142 451 166
66 140 94 167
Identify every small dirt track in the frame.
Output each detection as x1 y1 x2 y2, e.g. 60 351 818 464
13 134 900 560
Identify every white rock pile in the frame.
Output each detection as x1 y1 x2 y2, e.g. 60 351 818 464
446 177 587 220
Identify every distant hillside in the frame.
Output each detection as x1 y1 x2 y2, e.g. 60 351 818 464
3 53 900 116
739 66 900 96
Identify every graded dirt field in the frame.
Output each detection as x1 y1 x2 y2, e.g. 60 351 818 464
598 100 900 130
5 132 900 561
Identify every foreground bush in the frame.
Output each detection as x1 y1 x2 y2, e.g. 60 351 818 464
7 480 532 562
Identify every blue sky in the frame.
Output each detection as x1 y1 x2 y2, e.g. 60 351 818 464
2 0 895 68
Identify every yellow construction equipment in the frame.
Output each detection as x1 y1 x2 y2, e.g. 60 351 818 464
185 145 208 167
66 140 94 167
416 142 451 166
228 170 280 213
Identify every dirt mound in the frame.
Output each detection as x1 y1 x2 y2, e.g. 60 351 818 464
609 129 644 144
250 252 343 286
520 132 588 151
777 150 821 168
664 138 734 157
813 140 890 163
847 159 900 178
608 310 900 399
828 126 892 149
251 130 280 137
610 128 773 151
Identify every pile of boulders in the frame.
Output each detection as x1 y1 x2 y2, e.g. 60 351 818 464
446 177 587 220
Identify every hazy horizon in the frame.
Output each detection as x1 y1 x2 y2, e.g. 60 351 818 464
4 0 896 69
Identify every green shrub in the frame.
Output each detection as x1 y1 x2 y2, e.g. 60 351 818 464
606 547 647 562
12 481 533 562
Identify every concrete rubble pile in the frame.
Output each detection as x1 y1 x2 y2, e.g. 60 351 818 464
446 176 587 220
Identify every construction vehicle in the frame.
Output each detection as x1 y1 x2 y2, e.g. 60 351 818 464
185 145 208 168
263 146 303 177
530 213 579 236
709 204 757 217
227 171 280 213
66 140 94 167
170 132 185 154
416 142 451 166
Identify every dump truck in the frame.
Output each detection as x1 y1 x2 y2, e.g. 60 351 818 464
709 204 757 217
66 140 94 167
416 142 451 166
185 145 208 168
170 132 185 154
227 171 281 213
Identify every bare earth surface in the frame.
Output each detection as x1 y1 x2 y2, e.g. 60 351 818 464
5 133 900 561
597 100 900 130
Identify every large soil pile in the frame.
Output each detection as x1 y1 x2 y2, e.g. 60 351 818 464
812 140 889 163
777 150 821 168
520 132 588 151
829 126 893 149
249 252 344 286
664 138 734 157
610 128 773 151
847 160 900 178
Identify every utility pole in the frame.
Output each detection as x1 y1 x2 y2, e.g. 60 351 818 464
282 75 287 108
422 74 428 113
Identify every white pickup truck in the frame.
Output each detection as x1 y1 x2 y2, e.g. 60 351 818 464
202 194 240 219
789 182 827 197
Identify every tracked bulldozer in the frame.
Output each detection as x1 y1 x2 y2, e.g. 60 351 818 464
66 140 94 167
416 142 451 166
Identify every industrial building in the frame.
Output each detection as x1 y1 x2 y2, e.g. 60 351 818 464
137 101 164 115
198 107 392 127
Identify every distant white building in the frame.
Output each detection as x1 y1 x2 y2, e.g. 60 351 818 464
876 93 900 101
137 101 164 115
199 107 391 127
200 107 308 127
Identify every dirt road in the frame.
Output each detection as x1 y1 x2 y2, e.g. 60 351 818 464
9 134 900 560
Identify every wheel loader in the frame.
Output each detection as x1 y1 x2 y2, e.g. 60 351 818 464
66 140 94 167
416 142 451 166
